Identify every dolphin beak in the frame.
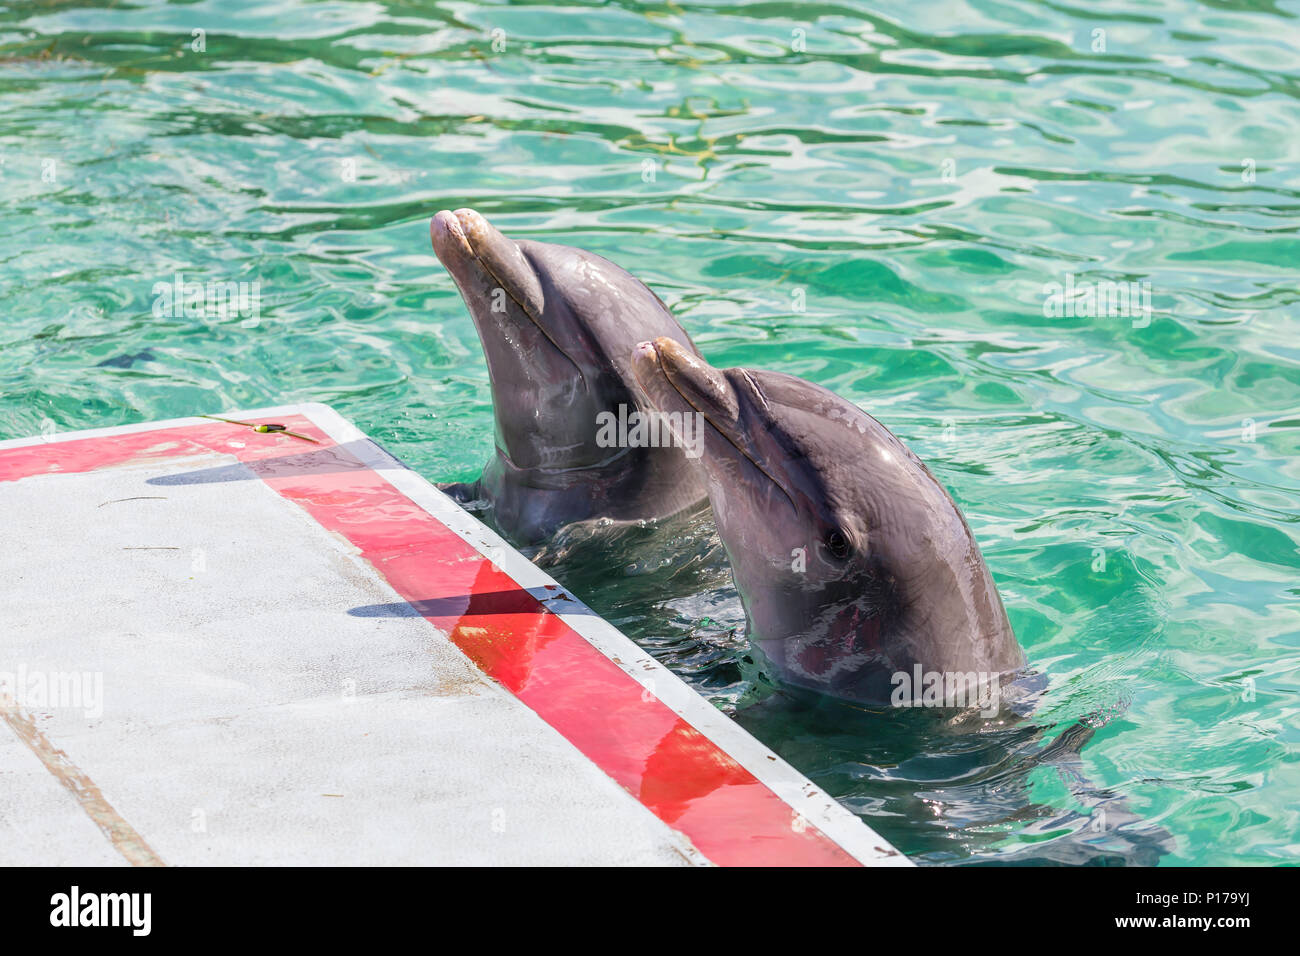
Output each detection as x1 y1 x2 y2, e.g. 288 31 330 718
430 208 545 319
633 337 741 439
635 337 799 511
430 209 473 260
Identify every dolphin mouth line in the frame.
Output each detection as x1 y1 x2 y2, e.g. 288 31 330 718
652 348 798 514
444 214 588 388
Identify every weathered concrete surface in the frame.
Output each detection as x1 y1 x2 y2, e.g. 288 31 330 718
0 454 699 866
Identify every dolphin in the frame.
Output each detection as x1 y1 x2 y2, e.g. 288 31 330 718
631 336 1026 705
430 209 707 545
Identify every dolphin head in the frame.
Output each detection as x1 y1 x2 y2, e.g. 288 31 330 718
431 209 691 473
632 337 1022 704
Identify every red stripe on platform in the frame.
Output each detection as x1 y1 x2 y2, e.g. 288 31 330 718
0 417 859 866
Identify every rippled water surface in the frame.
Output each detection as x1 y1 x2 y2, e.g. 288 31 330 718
3 0 1299 865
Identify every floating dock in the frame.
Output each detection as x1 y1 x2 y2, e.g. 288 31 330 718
0 404 908 866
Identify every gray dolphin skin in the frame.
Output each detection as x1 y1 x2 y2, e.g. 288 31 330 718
430 209 707 545
631 336 1026 705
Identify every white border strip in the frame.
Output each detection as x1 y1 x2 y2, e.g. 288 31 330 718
2 403 911 866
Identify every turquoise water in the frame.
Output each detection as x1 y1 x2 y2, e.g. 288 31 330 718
3 0 1298 864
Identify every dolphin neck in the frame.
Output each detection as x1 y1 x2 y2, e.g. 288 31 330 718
493 443 638 488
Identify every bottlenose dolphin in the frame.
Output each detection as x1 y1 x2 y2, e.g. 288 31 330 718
430 209 707 545
631 337 1026 705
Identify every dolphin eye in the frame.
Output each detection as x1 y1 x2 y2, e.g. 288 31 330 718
825 530 851 560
